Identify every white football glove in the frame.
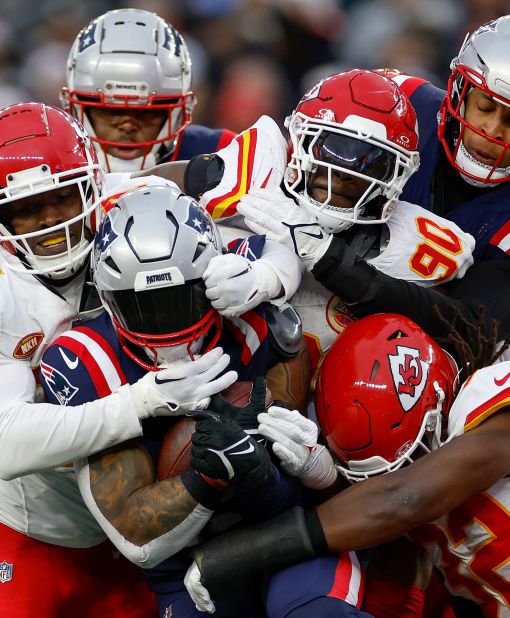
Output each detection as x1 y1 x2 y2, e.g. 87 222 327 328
237 188 333 271
258 406 338 490
129 347 237 419
203 253 280 317
184 560 216 614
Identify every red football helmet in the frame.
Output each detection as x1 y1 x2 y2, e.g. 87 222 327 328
0 103 103 279
315 314 458 482
284 70 419 233
438 16 510 186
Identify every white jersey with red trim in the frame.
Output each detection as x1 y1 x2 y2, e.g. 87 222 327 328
410 363 510 616
293 200 474 362
0 172 182 547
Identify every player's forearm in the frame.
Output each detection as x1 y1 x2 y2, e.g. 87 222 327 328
0 387 142 479
76 455 215 568
84 442 199 545
260 239 304 303
264 343 311 413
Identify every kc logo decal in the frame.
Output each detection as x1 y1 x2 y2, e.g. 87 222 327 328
388 345 429 411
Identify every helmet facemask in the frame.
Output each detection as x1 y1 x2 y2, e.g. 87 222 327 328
285 111 419 234
62 9 196 172
0 163 103 280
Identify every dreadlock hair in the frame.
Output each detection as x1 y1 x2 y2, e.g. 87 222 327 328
433 304 510 384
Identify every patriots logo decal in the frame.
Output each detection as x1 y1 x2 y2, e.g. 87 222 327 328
185 203 219 249
40 361 79 405
95 216 118 255
78 22 97 53
388 345 429 412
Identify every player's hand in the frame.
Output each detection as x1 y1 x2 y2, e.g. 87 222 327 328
237 188 333 271
130 348 237 418
184 561 216 614
191 416 274 488
203 253 280 317
209 376 269 441
258 406 337 489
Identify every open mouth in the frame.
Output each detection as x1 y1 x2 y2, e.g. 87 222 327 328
108 145 146 160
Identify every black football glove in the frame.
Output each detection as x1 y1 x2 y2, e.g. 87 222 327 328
191 416 274 489
209 376 269 441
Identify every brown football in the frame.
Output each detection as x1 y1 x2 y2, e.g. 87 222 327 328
157 380 272 480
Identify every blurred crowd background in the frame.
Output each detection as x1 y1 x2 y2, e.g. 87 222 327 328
1 0 509 132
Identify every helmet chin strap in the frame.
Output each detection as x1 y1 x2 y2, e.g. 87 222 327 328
455 141 507 188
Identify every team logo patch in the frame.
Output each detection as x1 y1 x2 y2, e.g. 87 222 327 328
40 361 79 405
78 21 97 52
0 561 13 584
13 332 44 360
388 345 429 412
317 108 336 123
185 203 219 249
326 295 354 334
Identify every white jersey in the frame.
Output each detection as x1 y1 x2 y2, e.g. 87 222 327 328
0 172 179 547
409 363 510 616
293 201 475 362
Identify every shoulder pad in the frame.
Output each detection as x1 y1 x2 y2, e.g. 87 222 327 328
265 302 303 358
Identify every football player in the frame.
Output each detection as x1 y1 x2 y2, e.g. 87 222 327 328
62 8 303 320
62 8 235 173
40 184 310 617
185 311 510 618
244 16 510 346
182 69 476 368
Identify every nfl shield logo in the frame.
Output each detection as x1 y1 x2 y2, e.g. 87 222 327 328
0 561 13 583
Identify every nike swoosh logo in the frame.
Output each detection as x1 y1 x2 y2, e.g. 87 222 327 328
229 443 255 456
494 370 510 387
300 229 324 240
59 348 79 370
154 374 177 385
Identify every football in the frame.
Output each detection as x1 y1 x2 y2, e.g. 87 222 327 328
157 380 272 480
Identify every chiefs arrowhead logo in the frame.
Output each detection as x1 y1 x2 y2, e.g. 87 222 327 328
13 332 44 360
388 345 429 412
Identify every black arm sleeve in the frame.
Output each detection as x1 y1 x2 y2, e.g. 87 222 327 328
312 237 510 340
192 507 327 594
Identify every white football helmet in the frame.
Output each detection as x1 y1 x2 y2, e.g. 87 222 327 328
438 15 510 187
93 185 223 370
62 9 196 172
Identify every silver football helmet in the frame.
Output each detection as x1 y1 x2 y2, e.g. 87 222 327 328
438 15 510 186
93 185 223 370
62 9 195 173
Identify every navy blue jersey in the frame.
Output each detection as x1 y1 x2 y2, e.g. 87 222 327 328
397 76 510 263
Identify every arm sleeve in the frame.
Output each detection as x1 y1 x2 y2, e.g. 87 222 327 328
0 359 143 479
75 457 214 569
312 237 510 340
258 239 304 304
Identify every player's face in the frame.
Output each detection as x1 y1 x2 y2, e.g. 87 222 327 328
307 164 370 209
88 107 167 160
4 185 87 256
462 87 510 169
